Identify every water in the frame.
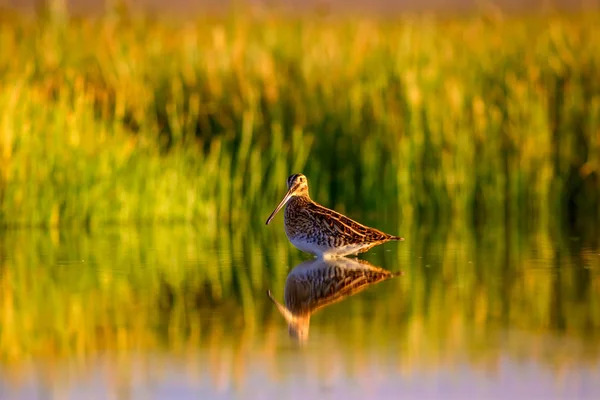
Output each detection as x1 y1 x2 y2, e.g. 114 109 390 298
0 221 599 399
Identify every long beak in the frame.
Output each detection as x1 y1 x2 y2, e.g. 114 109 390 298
267 290 310 343
265 185 295 225
266 290 296 324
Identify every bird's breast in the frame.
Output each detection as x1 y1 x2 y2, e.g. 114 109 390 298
284 201 312 239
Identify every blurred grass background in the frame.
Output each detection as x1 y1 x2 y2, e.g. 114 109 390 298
0 2 599 230
1 2 600 391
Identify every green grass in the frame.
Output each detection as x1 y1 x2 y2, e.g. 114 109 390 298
0 8 599 228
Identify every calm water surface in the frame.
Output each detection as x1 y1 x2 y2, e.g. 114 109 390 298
0 220 599 399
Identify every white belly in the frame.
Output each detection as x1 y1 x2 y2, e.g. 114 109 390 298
289 236 371 259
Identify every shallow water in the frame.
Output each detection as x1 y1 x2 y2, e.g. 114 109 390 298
0 221 599 399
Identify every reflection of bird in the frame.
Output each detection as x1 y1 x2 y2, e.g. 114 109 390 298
265 173 404 258
267 257 400 343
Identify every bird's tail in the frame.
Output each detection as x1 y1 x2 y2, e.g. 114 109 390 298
390 235 405 241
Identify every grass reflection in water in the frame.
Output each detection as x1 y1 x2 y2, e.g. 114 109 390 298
0 222 598 396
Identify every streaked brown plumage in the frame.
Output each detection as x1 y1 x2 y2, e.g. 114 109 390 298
265 173 404 258
267 257 401 342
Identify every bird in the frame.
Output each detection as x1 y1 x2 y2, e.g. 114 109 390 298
265 173 404 258
267 257 401 343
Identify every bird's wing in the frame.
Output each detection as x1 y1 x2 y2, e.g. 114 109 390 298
303 202 391 243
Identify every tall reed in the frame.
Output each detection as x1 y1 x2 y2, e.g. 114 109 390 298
0 9 599 228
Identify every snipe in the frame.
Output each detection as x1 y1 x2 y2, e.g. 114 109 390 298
265 173 404 258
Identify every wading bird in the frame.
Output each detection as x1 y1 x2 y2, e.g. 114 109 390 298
265 173 404 258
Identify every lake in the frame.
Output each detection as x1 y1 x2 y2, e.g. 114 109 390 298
0 219 599 399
